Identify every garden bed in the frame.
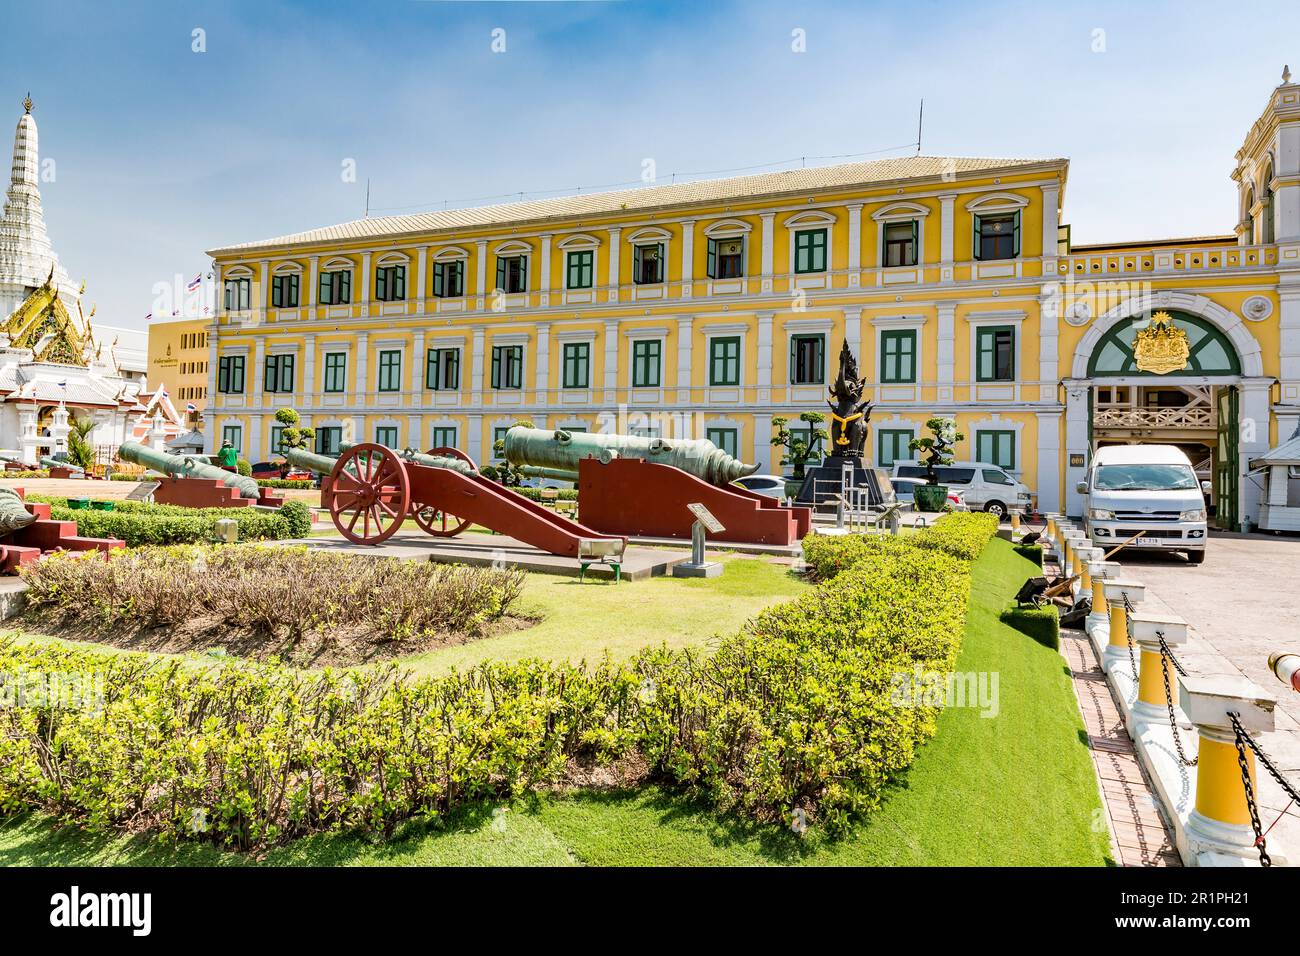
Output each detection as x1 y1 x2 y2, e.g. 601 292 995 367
16 545 528 667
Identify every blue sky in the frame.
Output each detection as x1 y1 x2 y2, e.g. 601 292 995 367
5 0 1299 329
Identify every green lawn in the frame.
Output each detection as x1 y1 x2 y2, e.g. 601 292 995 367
0 537 1110 866
397 555 808 677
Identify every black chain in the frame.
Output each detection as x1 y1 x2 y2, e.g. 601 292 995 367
1121 593 1139 680
1157 632 1197 766
1229 712 1271 867
1230 712 1300 805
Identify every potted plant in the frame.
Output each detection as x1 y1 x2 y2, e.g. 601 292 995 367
908 417 964 512
771 412 828 497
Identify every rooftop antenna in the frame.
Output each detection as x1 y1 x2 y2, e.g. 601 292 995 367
364 178 370 218
916 99 924 155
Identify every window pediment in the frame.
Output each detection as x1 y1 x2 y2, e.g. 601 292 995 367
964 192 1029 214
625 226 671 245
557 233 600 250
703 218 753 237
871 201 930 222
783 210 836 229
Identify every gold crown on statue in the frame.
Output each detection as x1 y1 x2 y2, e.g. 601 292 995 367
1133 311 1190 374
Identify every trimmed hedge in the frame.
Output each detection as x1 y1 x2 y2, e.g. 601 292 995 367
0 499 999 847
1000 605 1059 650
26 496 308 546
800 512 1000 580
1013 543 1044 567
256 478 316 489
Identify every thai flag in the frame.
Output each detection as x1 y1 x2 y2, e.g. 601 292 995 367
159 386 169 398
186 403 197 413
144 312 152 320
187 274 202 292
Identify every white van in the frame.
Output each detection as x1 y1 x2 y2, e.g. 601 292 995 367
1078 444 1209 564
891 460 1033 518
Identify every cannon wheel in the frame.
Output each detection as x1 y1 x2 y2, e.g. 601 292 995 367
410 447 477 538
328 442 410 545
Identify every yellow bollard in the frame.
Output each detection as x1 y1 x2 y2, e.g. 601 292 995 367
1102 579 1145 652
1128 609 1188 721
1011 512 1021 533
1179 675 1278 861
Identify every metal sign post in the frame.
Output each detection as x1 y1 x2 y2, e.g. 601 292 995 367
673 502 725 578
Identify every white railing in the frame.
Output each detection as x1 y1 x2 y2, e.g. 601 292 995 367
1060 243 1276 278
1094 407 1216 429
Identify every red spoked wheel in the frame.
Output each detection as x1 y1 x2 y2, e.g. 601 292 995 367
328 442 410 545
409 447 478 538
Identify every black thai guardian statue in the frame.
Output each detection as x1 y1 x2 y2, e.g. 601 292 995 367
794 340 883 507
826 340 872 459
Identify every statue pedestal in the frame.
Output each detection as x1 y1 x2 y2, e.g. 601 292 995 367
795 457 884 508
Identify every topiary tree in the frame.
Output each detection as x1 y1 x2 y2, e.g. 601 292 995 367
771 412 828 479
908 417 964 485
273 407 315 453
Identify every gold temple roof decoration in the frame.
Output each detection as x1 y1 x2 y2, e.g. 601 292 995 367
2 266 89 366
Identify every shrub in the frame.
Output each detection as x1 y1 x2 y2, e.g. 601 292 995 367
1000 605 1059 650
277 500 313 538
4 501 995 847
909 512 1000 561
20 545 526 644
257 479 316 489
1013 543 1044 567
513 486 578 502
46 505 292 546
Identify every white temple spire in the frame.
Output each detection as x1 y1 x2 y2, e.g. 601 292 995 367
0 93 75 320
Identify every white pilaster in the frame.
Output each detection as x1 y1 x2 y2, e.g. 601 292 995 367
475 240 487 310
415 246 428 313
355 332 369 404
607 227 621 302
939 193 956 283
680 220 694 298
307 255 319 309
753 412 772 472
258 259 269 322
360 252 372 313
1040 182 1060 273
303 333 316 405
471 328 486 405
842 306 862 363
676 315 694 404
535 323 550 401
846 203 862 287
1240 376 1274 527
539 234 552 307
252 334 266 408
936 302 956 401
1063 380 1089 516
467 413 483 464
412 330 426 405
1038 291 1060 402
756 311 774 403
1037 410 1063 516
604 319 619 399
760 213 775 292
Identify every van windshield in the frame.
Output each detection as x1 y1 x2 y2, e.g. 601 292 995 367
1094 463 1198 491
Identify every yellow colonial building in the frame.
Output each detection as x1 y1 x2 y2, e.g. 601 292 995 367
194 70 1300 527
145 318 210 417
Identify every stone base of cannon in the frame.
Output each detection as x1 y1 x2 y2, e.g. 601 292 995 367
575 457 811 546
152 476 284 509
0 490 125 574
47 465 84 480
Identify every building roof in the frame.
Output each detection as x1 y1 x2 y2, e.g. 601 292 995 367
1249 425 1300 467
95 324 148 374
208 155 1066 256
1070 234 1239 252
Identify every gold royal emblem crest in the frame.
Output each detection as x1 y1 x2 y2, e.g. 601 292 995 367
1132 311 1190 374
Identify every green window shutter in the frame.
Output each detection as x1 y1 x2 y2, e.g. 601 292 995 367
632 244 643 279
911 220 920 264
1012 211 1021 257
972 215 983 261
318 272 329 304
447 349 459 388
491 347 501 389
340 270 351 303
432 262 444 297
495 258 506 291
263 355 276 393
706 238 717 279
789 336 798 383
426 349 439 389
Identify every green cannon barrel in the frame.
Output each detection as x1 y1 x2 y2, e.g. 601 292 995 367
118 441 261 499
284 447 339 475
503 426 758 486
519 465 580 483
40 456 84 473
339 442 476 477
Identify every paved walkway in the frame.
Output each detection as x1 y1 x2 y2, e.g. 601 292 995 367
1113 531 1300 863
1061 629 1181 866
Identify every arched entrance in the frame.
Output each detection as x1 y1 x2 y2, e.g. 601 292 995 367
1063 293 1272 528
1087 311 1240 526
